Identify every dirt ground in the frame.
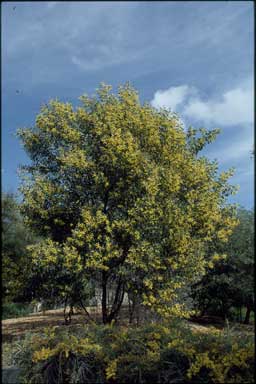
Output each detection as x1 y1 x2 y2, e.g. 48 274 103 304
2 307 102 342
2 308 253 343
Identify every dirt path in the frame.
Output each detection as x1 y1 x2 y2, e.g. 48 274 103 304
3 309 253 343
2 307 101 342
2 308 212 342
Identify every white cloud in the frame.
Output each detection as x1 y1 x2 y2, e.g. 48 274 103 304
151 85 192 110
184 85 254 126
151 81 254 168
152 81 254 127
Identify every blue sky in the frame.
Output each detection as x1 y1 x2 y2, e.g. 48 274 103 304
2 1 254 208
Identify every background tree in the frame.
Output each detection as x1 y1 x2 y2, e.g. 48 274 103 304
2 192 38 302
227 208 254 324
18 83 238 324
192 208 254 324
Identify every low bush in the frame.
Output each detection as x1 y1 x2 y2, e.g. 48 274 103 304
12 320 254 384
2 302 32 320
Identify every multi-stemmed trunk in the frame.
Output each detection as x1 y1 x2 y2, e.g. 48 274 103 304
101 271 125 324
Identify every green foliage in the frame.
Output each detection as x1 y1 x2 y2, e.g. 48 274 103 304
17 83 238 322
2 302 33 320
2 192 39 302
13 322 254 384
192 208 254 322
228 209 254 308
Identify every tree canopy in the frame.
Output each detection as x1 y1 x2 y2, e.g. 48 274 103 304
17 83 238 323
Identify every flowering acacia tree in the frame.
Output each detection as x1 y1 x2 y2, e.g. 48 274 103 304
18 83 238 323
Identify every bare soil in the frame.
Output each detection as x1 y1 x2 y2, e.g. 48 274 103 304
2 307 101 342
2 308 253 343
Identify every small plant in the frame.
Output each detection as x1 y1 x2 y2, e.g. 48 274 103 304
2 302 32 320
12 321 254 384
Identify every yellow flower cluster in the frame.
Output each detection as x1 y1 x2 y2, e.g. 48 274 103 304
167 331 254 383
105 359 118 380
32 333 102 364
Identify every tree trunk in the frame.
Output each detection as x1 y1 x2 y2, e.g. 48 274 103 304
244 306 251 324
102 271 108 324
101 246 129 324
136 302 140 326
63 296 69 324
79 297 94 323
107 280 125 323
128 293 136 324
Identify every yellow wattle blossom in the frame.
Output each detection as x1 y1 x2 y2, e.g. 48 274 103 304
18 83 239 322
106 359 118 380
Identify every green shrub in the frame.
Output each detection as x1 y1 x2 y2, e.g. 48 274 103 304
2 302 32 320
12 321 254 384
